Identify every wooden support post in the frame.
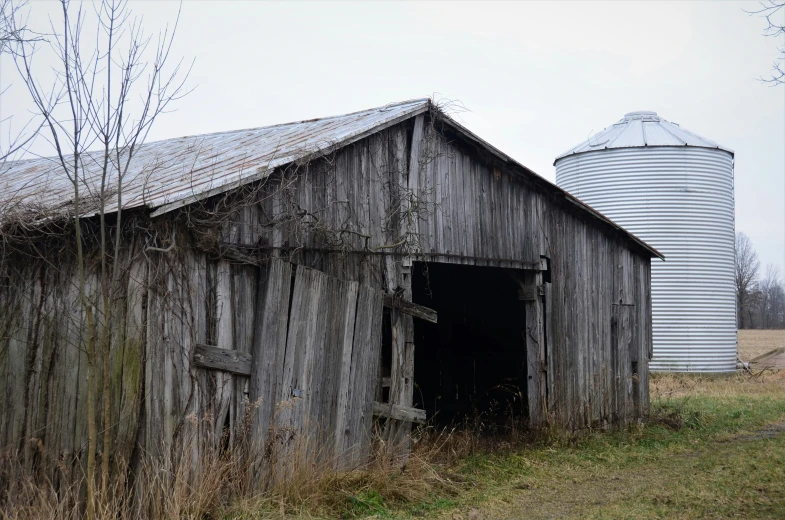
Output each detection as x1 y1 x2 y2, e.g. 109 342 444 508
378 114 426 460
383 267 416 456
524 270 546 429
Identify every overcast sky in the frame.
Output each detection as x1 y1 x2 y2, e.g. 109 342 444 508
1 1 784 273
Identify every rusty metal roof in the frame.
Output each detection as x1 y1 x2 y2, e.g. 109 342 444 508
0 99 430 219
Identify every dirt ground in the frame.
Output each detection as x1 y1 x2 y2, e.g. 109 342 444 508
738 329 785 361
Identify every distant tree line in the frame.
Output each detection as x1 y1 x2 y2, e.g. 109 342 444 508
736 232 785 329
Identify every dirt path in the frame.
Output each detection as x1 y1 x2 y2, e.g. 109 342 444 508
440 423 785 520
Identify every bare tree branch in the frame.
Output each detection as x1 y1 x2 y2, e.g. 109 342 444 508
746 0 785 85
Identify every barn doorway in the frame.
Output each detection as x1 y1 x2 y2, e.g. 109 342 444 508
412 262 529 429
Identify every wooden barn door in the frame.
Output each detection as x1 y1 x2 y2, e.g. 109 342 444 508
195 261 385 474
273 265 384 470
243 261 384 473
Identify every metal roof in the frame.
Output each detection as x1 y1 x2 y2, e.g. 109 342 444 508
554 111 734 163
0 98 661 258
0 99 430 219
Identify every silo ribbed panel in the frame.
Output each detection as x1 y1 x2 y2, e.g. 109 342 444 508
556 146 736 372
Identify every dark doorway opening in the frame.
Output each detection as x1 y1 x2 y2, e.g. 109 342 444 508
412 262 529 429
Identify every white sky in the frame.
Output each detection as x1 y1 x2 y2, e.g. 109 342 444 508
2 1 784 273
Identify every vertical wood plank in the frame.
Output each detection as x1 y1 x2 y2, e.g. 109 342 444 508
340 284 383 468
525 271 545 429
249 260 292 449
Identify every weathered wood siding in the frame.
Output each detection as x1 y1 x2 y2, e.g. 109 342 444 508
213 117 653 428
0 111 653 483
0 244 385 481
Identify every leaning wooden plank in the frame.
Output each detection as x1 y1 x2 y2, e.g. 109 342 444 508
333 281 360 468
342 284 384 468
230 264 257 446
318 276 356 461
297 268 330 442
273 266 328 481
382 294 437 324
372 402 426 424
194 344 252 376
249 260 292 449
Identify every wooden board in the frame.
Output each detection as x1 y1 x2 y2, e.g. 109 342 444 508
372 402 426 424
525 270 546 428
611 303 634 424
277 266 329 444
248 260 292 449
337 284 384 469
382 294 437 323
194 343 252 376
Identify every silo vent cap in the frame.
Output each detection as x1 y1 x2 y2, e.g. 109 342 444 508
623 111 660 121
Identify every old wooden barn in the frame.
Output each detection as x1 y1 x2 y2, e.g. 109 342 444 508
0 99 660 481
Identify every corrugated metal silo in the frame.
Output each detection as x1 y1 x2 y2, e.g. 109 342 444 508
554 111 736 372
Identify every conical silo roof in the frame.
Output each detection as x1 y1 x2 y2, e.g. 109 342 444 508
554 111 734 163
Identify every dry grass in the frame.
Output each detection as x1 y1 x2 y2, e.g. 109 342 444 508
218 427 500 519
0 440 250 520
738 329 785 361
650 369 785 400
4 337 785 519
0 417 483 520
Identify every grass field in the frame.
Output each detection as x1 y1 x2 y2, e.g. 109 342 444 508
738 329 785 361
223 330 785 519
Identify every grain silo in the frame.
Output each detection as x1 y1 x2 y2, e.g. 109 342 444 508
554 111 735 372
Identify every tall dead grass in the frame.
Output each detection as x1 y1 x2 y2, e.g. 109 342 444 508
3 380 687 519
0 401 498 519
1 428 251 520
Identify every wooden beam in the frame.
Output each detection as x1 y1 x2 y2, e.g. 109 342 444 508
383 294 437 324
194 343 252 376
524 270 546 428
372 402 426 424
406 114 426 243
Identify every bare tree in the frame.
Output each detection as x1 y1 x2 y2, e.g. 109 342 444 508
1 0 43 162
754 264 785 328
747 0 785 85
9 0 190 515
735 232 760 329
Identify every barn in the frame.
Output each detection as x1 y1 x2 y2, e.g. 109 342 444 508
0 99 660 481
